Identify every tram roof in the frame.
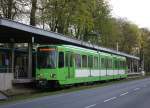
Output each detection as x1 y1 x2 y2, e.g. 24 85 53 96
0 18 139 60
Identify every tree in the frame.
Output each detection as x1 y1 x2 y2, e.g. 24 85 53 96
38 0 110 41
98 18 122 49
30 0 37 26
140 28 150 72
0 0 31 21
0 0 16 19
120 21 140 54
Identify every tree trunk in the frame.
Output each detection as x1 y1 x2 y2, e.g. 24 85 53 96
7 0 13 19
30 0 37 26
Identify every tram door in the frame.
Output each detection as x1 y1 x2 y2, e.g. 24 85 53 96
65 52 74 79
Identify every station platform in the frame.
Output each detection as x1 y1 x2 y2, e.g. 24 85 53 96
13 78 35 84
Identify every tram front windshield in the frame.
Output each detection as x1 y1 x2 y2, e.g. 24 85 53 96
37 48 57 69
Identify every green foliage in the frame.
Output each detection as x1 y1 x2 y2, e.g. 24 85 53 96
39 0 110 40
99 18 122 49
118 19 140 53
1 0 150 71
140 28 150 72
0 0 31 20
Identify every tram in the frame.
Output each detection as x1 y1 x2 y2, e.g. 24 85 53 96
36 45 127 87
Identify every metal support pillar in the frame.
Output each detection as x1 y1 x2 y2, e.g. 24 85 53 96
132 59 134 73
28 42 32 78
11 43 15 74
130 59 132 73
142 54 144 71
137 60 139 73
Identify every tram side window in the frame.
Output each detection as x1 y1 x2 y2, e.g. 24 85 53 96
75 54 81 68
65 53 69 67
82 55 87 68
120 61 123 68
110 59 113 68
105 58 108 68
108 59 112 68
111 59 113 68
116 60 118 69
99 58 101 68
115 60 118 69
107 59 110 68
101 58 105 68
118 61 120 68
94 57 98 69
123 61 126 68
65 52 74 67
119 61 121 68
122 61 124 68
122 61 125 68
70 53 73 67
59 52 64 68
88 56 93 68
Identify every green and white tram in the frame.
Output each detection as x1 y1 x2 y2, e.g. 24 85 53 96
36 45 127 87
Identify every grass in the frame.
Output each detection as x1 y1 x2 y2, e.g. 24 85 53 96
0 75 149 105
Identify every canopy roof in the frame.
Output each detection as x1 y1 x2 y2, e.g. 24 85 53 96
0 18 139 60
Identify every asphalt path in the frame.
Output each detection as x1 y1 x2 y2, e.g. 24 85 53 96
1 78 150 108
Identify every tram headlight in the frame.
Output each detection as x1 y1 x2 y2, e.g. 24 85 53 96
50 73 56 78
37 74 44 79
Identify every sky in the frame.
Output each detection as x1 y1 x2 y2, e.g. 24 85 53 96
109 0 150 29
